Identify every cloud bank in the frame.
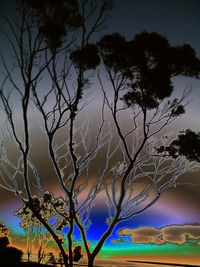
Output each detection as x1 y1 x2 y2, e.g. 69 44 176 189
117 225 200 245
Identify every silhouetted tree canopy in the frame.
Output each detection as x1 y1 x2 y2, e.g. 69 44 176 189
169 44 200 77
70 43 100 70
19 0 82 49
97 31 200 110
157 129 200 162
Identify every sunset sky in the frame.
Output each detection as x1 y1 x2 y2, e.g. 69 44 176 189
0 0 200 264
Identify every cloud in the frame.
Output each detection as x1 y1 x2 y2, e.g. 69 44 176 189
117 225 200 245
118 227 162 244
162 225 200 244
112 237 126 244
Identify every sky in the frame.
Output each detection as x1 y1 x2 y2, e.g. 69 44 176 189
0 0 200 263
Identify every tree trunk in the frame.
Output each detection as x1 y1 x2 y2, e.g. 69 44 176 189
68 219 74 267
63 254 69 267
87 255 95 267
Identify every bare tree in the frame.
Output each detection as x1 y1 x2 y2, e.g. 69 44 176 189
0 1 111 267
1 2 200 267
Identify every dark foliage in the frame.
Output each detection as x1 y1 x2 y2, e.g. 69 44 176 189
98 31 200 110
73 245 83 263
19 0 82 50
157 129 200 162
70 44 100 70
169 44 200 77
0 236 9 249
97 33 129 72
0 236 22 267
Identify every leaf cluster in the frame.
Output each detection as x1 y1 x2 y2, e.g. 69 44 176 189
157 129 200 162
70 43 100 71
15 192 69 232
98 32 200 109
19 0 82 50
0 223 11 237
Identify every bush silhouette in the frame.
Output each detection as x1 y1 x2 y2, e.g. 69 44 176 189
0 236 22 266
73 245 83 263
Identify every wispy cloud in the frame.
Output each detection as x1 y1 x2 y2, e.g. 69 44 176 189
117 225 200 245
112 237 126 243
